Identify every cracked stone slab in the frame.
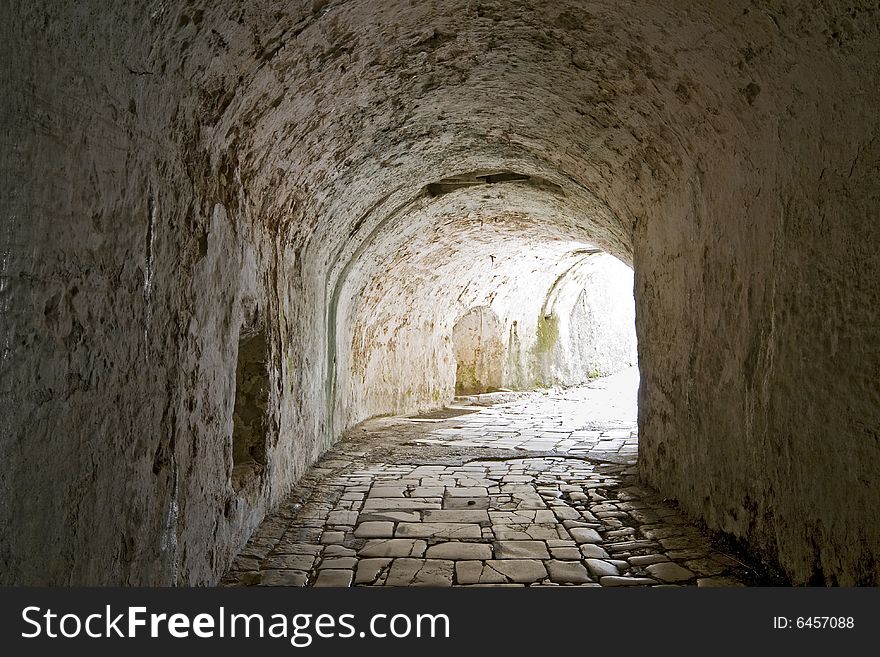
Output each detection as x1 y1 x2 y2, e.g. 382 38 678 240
425 542 493 560
396 522 482 539
485 559 548 584
445 487 489 497
358 511 421 523
493 524 565 540
493 540 550 559
354 521 396 538
358 539 427 558
547 560 592 583
385 559 454 586
314 569 353 587
355 558 392 585
362 498 442 511
423 509 490 523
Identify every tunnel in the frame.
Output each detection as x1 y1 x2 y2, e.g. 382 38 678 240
1 0 879 587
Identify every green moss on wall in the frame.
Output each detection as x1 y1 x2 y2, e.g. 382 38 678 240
534 313 559 355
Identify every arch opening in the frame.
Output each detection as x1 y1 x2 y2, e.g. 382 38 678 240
452 305 505 395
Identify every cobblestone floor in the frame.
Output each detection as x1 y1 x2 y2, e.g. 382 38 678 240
222 368 761 587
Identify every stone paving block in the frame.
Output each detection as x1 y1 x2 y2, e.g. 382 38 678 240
261 554 316 571
423 509 490 523
552 506 582 521
368 486 408 498
354 521 395 538
444 487 489 497
358 539 427 558
231 556 261 572
628 554 670 567
358 511 421 523
485 560 548 583
646 562 695 582
585 558 620 578
455 561 505 585
547 560 591 583
493 525 561 540
411 487 446 497
598 576 657 587
354 558 392 585
569 527 603 544
549 546 582 560
396 522 482 539
512 493 547 509
362 498 441 511
326 510 359 525
319 557 358 570
426 542 493 560
259 570 308 586
314 569 353 587
493 540 550 559
320 531 345 544
385 559 454 586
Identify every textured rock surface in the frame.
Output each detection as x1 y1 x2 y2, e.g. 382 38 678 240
1 0 879 585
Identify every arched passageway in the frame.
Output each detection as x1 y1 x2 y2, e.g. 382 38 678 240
2 1 879 586
452 306 505 395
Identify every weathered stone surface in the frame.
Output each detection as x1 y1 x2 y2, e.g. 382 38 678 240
314 570 353 587
598 576 657 587
547 560 591 584
646 562 695 583
396 523 482 539
319 557 358 570
493 541 550 560
628 554 670 567
258 570 308 587
423 510 490 524
358 539 427 558
549 546 582 561
569 528 603 544
580 545 611 559
584 559 620 579
354 522 395 538
262 555 316 571
426 542 493 560
354 558 391 585
385 559 454 587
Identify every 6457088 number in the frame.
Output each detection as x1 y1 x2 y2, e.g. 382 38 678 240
773 616 854 629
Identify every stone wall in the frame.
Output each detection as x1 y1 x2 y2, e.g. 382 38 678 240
2 0 878 585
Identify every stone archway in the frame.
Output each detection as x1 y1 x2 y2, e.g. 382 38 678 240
452 306 505 395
